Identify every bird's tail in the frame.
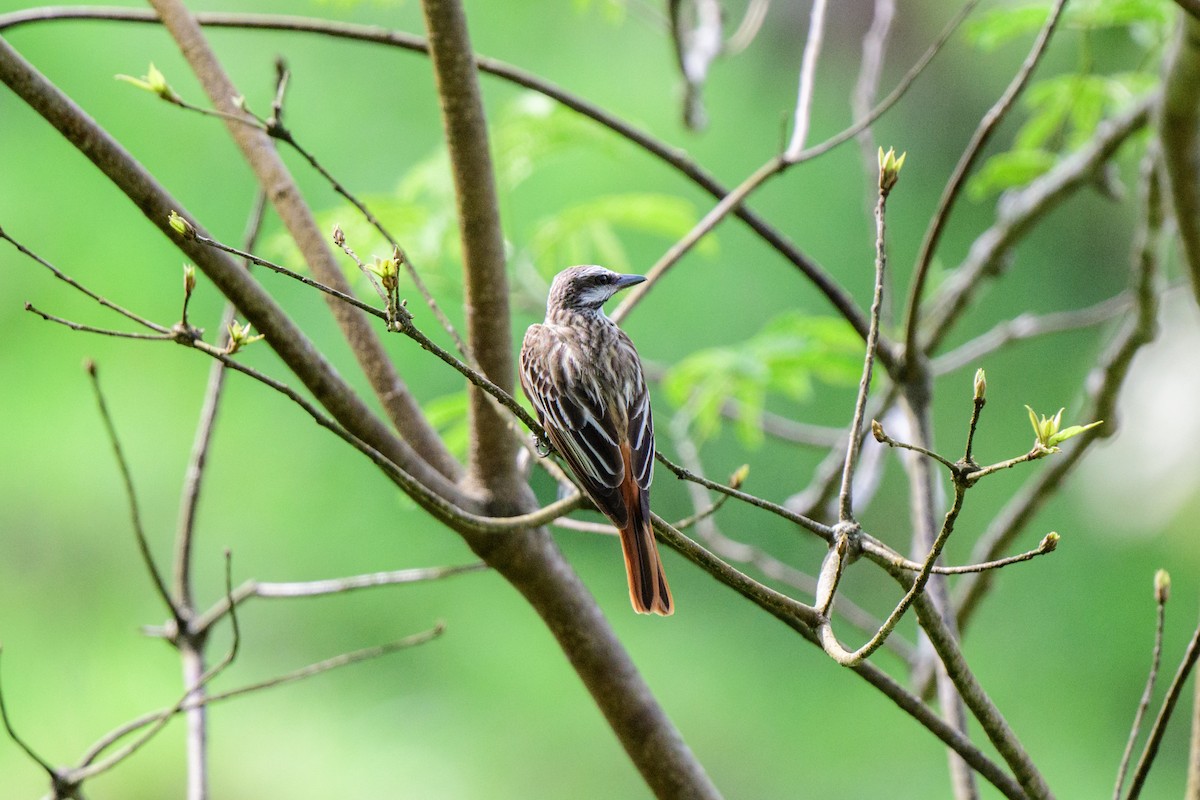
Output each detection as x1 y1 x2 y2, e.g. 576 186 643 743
619 492 673 616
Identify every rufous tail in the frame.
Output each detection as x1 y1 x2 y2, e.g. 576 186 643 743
618 504 673 616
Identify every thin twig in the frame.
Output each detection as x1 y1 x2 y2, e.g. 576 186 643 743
860 531 1057 575
837 163 893 523
0 648 62 785
70 551 241 783
932 293 1133 375
176 193 267 609
2 227 170 333
184 562 487 636
86 361 180 622
783 0 828 160
1127 612 1200 799
150 0 464 482
655 451 834 542
903 0 1069 359
651 514 821 628
852 0 896 188
24 304 174 339
77 625 445 768
1114 574 1168 800
255 66 469 357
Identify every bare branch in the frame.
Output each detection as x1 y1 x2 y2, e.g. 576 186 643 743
923 94 1154 355
2 228 169 332
1114 572 1169 800
147 0 462 481
932 293 1133 375
77 625 444 770
783 0 828 160
0 648 62 788
838 158 895 523
185 563 487 635
852 0 896 184
655 451 834 542
86 361 179 621
0 34 470 509
1127 608 1200 799
175 192 267 612
1160 12 1200 305
904 0 1069 359
952 147 1165 636
70 551 242 784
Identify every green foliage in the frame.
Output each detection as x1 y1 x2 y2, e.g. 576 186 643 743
966 0 1170 199
528 193 714 276
966 0 1172 52
492 93 610 191
664 313 861 447
570 0 628 24
266 91 709 299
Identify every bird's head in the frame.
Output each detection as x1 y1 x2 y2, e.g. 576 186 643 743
545 265 646 316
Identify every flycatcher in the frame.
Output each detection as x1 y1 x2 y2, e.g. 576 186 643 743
519 265 673 615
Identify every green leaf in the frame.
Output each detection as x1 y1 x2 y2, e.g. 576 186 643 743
966 4 1052 52
1047 420 1103 446
663 313 861 446
968 149 1057 200
529 193 714 278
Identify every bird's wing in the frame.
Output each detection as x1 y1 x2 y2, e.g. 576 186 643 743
520 324 628 526
618 329 655 493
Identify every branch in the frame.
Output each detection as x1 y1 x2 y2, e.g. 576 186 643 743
1114 571 1169 800
147 0 462 482
655 451 834 542
1127 606 1200 799
951 147 1164 635
903 0 1069 358
782 0 828 160
85 361 178 621
76 625 444 770
922 94 1154 355
838 152 896 522
932 292 1133 375
851 0 896 187
0 36 469 511
174 193 267 612
1160 11 1200 306
183 563 487 636
419 0 521 502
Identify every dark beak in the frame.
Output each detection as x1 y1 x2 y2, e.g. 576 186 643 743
614 273 647 291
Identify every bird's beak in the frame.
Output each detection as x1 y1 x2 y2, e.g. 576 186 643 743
614 273 647 291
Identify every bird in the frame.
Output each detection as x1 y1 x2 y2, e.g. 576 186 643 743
519 265 673 616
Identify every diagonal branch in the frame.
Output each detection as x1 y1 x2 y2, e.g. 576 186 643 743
903 0 1069 359
146 0 462 482
0 34 469 511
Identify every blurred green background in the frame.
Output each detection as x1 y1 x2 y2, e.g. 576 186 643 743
2 0 1199 797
